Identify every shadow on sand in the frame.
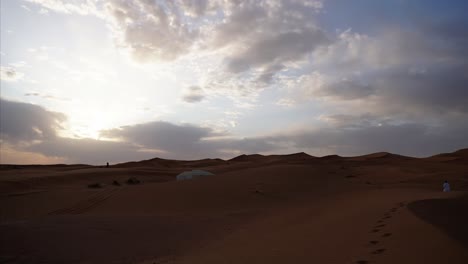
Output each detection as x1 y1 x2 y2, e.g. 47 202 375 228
408 193 468 248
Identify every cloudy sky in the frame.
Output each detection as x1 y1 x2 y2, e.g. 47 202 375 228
1 0 467 164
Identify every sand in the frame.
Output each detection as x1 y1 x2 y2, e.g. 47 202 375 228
1 149 467 263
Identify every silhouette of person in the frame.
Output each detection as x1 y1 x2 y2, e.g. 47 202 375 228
443 180 451 192
106 162 109 168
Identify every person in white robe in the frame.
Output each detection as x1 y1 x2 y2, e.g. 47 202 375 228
443 180 451 192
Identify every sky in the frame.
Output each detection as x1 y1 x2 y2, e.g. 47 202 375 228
0 0 467 164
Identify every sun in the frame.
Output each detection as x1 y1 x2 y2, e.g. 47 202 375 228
61 109 118 140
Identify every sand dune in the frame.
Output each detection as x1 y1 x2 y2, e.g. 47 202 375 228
1 149 467 263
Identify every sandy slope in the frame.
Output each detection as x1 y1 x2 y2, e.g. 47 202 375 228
1 149 467 263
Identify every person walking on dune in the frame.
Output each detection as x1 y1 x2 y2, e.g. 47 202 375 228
443 180 451 192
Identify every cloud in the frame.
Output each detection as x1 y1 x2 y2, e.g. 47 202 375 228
24 92 71 101
0 143 67 164
372 66 468 115
276 98 296 108
0 98 66 143
0 98 155 164
207 1 327 85
103 0 327 65
313 78 375 100
282 120 468 157
282 19 468 117
226 29 328 74
24 0 102 16
17 120 278 163
39 8 50 15
26 1 326 74
104 0 200 61
317 113 386 127
177 0 218 17
181 86 206 103
1 98 466 163
0 66 24 82
27 137 151 165
299 65 468 117
0 99 272 163
21 4 32 11
100 121 223 156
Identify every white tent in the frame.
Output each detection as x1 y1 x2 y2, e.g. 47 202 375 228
176 170 215 181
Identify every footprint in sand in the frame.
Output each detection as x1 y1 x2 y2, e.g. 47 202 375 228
355 260 369 264
356 204 400 263
371 248 386 255
382 233 392 237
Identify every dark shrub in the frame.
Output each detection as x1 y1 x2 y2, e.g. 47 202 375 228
126 177 140 185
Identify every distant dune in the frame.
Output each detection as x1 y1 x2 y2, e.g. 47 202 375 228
425 148 468 162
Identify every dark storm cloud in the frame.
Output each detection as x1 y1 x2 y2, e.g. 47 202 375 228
0 98 65 143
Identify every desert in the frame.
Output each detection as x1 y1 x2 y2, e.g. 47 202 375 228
1 149 468 263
